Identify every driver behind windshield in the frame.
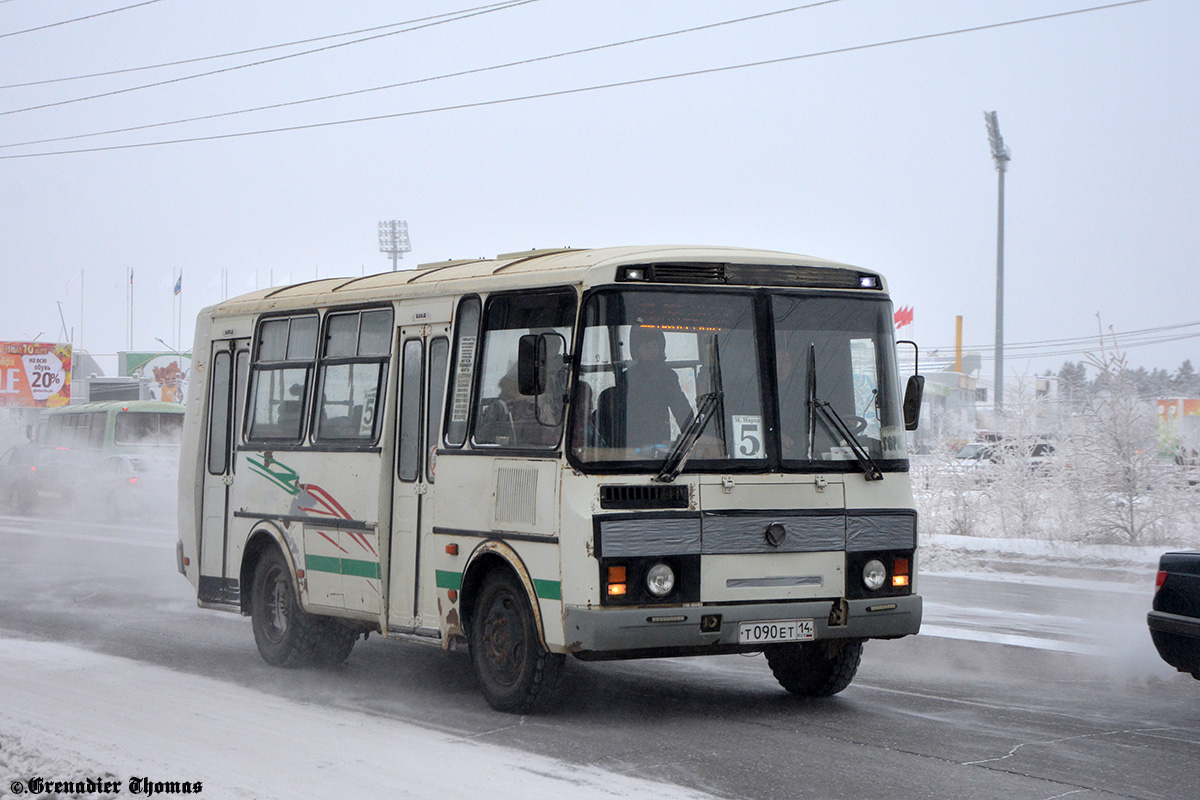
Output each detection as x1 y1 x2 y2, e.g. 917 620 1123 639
623 326 694 448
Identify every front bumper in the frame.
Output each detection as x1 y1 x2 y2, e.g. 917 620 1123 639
563 594 921 655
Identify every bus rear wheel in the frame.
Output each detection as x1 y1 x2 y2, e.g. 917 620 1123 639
250 547 356 668
470 570 563 713
764 639 863 697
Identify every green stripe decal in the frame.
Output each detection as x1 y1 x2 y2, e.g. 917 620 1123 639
433 571 558 600
305 554 381 580
436 570 462 591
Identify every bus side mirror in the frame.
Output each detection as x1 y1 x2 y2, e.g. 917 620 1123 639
896 339 923 432
517 334 546 395
903 375 924 431
519 333 568 428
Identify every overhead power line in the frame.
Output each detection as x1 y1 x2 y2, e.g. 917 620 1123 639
0 0 162 40
0 0 540 117
0 0 1158 160
1 1 845 150
918 321 1200 364
0 0 531 90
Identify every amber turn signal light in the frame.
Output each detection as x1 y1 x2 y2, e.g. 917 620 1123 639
607 565 627 596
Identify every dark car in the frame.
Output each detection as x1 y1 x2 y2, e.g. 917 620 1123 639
0 444 88 514
1148 551 1200 679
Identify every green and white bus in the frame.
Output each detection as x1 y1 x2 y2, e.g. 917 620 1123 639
39 400 185 456
177 245 925 712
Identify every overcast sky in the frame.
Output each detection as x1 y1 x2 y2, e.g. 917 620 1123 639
1 0 1196 381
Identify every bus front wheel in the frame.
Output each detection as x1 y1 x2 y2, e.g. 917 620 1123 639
764 639 863 697
250 547 356 668
469 570 563 713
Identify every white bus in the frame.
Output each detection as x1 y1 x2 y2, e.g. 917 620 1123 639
177 245 925 712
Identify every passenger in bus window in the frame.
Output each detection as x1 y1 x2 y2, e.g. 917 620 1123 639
487 363 560 447
623 326 693 448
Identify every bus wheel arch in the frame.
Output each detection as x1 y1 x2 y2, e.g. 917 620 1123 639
459 543 563 713
459 542 550 651
242 525 357 668
239 524 296 616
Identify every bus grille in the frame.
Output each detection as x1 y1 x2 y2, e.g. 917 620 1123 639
599 484 690 510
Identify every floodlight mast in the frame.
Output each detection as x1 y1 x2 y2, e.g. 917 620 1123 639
378 220 412 271
984 111 1010 415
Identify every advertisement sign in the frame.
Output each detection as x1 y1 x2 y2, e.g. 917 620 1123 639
119 351 191 403
0 341 71 408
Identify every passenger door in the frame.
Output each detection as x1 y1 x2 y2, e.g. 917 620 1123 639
198 338 250 604
388 310 450 632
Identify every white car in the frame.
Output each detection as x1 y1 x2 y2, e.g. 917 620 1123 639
78 454 179 521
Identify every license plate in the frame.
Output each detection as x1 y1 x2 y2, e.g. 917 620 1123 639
738 619 815 644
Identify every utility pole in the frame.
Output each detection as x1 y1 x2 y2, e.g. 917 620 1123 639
984 111 1010 415
378 220 412 271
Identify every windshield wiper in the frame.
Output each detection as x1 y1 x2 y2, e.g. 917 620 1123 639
814 400 883 481
654 391 722 483
806 343 882 481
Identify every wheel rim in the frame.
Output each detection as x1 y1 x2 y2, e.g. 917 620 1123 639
261 564 291 644
481 588 526 686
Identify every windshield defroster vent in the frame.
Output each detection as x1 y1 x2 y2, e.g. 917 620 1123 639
600 484 690 510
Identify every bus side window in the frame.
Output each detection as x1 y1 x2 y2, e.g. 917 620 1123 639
314 308 392 444
88 413 105 450
470 289 576 449
444 297 481 448
397 339 424 482
207 350 233 475
426 337 449 482
247 314 318 443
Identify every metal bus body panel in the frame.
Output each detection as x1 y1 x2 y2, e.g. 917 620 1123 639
699 551 846 602
429 452 564 643
229 448 386 620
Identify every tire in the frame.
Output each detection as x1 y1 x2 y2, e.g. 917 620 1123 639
470 570 563 713
9 484 33 515
764 639 863 697
249 546 356 668
310 621 358 667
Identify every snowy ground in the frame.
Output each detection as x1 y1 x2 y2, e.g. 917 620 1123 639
1 513 1190 799
0 637 719 800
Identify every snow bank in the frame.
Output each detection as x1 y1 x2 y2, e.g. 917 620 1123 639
0 638 717 800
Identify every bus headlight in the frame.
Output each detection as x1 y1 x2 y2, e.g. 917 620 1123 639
862 559 887 591
646 562 676 598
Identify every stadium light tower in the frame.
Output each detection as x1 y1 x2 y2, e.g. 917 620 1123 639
378 220 412 271
984 111 1011 415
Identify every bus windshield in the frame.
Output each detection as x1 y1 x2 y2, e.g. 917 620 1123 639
569 289 906 470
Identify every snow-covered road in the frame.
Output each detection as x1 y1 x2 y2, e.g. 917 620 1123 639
0 636 718 800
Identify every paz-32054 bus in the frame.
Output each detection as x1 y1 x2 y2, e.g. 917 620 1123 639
177 245 925 712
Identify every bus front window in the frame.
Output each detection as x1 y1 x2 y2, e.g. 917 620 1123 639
569 289 907 472
773 295 906 464
570 290 764 466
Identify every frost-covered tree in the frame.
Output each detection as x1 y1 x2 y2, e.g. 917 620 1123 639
1173 360 1200 396
1065 349 1186 543
1057 361 1089 412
